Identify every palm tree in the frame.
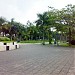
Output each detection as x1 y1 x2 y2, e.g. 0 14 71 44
35 12 49 45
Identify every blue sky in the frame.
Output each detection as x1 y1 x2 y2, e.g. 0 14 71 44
0 0 75 24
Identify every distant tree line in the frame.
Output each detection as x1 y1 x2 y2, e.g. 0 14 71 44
0 4 75 45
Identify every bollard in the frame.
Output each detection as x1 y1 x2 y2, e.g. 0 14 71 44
13 42 14 45
4 43 7 45
15 45 17 49
6 46 9 51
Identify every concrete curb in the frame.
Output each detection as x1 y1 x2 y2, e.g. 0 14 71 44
0 42 19 51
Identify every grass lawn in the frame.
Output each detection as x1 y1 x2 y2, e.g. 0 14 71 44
58 42 69 47
0 40 48 43
0 41 16 43
20 40 48 43
1 40 75 47
58 41 75 47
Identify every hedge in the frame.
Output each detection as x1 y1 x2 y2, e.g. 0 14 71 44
0 37 10 41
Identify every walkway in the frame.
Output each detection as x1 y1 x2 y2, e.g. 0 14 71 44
0 44 74 75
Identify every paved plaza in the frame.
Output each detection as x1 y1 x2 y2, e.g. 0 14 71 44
0 44 75 75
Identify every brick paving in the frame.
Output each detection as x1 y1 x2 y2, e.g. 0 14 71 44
0 44 74 75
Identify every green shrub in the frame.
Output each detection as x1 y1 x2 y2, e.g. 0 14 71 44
0 37 10 41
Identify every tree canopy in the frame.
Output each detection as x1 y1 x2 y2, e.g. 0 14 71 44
0 4 75 45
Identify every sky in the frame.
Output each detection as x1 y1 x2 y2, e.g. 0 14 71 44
0 0 75 25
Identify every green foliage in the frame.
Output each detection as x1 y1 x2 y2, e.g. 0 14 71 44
0 4 75 46
0 17 6 25
0 37 10 41
20 40 48 43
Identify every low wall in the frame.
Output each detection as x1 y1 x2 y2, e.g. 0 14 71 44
0 42 19 51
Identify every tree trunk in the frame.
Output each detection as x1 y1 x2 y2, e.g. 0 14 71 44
10 34 12 41
10 36 12 41
42 31 45 45
3 32 5 37
49 31 52 44
69 27 71 46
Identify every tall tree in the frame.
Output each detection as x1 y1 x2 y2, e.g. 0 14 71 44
35 12 49 44
0 17 6 36
60 4 75 45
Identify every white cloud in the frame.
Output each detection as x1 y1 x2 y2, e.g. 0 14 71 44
0 0 75 24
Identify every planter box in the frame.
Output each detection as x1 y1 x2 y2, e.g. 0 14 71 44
0 42 19 51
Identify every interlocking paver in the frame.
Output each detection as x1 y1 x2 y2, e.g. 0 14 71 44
0 44 74 75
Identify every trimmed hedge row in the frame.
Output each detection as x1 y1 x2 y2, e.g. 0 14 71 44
0 37 10 41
